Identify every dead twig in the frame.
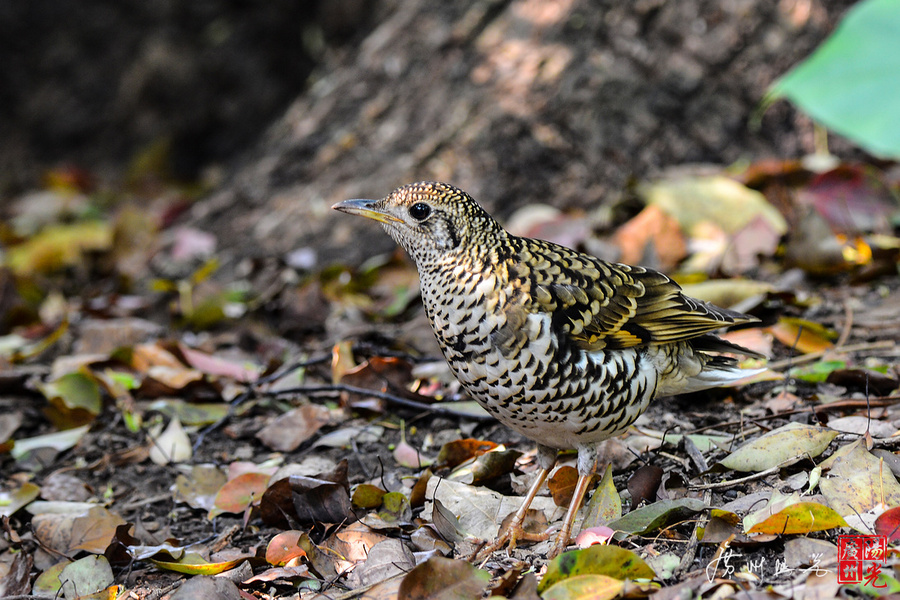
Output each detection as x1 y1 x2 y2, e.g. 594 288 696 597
836 297 854 348
766 340 894 370
676 489 712 576
688 462 789 491
268 384 495 421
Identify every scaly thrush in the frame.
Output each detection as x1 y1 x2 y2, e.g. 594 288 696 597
334 181 762 558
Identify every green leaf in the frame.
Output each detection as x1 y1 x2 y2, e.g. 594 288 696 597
538 545 655 593
351 483 386 509
378 491 412 525
38 372 102 429
607 498 707 536
582 464 622 529
58 555 115 599
769 0 900 158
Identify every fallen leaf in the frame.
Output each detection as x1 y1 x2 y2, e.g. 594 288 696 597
679 280 774 310
331 341 356 384
783 537 837 569
243 565 310 584
41 472 91 502
766 317 836 354
150 552 247 576
351 483 387 509
173 465 227 511
141 366 206 397
58 555 115 600
425 477 558 542
607 498 706 536
783 207 852 275
208 472 271 519
718 423 837 472
547 466 579 508
747 501 847 534
721 214 784 273
0 411 23 445
6 221 113 276
258 478 295 529
819 441 900 530
574 526 615 549
177 344 260 382
265 531 306 566
791 360 847 383
0 481 40 518
448 448 520 486
143 399 229 427
641 174 787 240
874 506 900 542
375 491 412 526
33 505 126 555
538 545 655 593
256 404 330 452
581 465 622 529
409 526 453 555
825 368 899 397
168 575 242 600
397 556 490 600
288 460 352 525
627 465 663 509
38 372 102 429
314 424 384 448
148 417 192 465
827 415 896 439
612 204 687 271
436 439 499 469
394 437 433 468
800 166 898 234
32 559 72 598
11 425 90 462
350 538 415 588
328 522 392 567
540 574 624 600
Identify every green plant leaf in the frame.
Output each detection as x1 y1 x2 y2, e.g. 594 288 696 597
769 0 900 158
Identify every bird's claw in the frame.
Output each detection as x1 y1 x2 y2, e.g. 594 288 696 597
473 523 551 561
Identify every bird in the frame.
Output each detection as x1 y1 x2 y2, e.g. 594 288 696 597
333 181 763 559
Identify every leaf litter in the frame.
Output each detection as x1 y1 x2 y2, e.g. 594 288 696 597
0 157 899 599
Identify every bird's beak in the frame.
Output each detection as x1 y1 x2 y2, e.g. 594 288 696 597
332 199 403 224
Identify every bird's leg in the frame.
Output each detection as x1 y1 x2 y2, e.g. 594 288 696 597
547 444 599 559
474 445 557 559
546 472 593 559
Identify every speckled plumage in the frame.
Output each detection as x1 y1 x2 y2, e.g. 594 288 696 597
334 181 762 558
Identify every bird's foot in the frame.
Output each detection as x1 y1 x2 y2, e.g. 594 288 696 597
473 522 551 561
545 532 573 559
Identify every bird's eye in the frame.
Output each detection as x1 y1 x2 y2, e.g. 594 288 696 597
408 202 431 221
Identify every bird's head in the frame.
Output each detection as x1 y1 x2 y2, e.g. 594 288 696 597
333 181 502 267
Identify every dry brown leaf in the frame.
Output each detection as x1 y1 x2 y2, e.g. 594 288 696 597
255 404 330 452
612 204 687 272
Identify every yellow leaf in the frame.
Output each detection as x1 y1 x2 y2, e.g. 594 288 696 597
6 221 113 275
748 501 847 534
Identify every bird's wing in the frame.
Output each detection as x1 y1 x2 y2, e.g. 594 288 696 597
514 238 757 351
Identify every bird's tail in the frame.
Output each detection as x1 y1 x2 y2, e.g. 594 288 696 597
654 334 766 396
